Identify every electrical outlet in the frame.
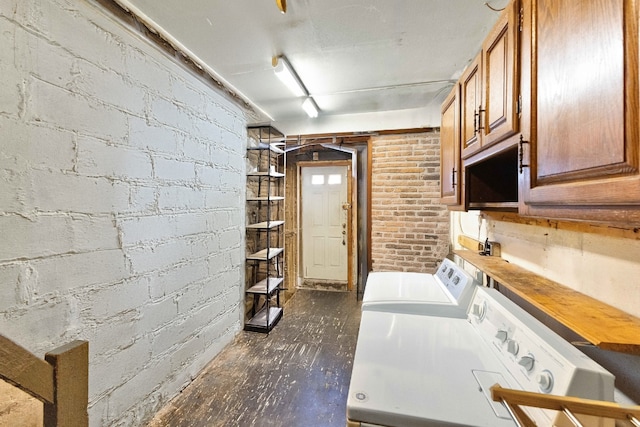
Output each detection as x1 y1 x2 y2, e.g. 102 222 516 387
486 241 501 257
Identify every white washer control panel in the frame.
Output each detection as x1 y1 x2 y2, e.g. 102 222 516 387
435 258 473 302
468 287 615 426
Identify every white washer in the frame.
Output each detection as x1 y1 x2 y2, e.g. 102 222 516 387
362 257 479 317
347 287 615 427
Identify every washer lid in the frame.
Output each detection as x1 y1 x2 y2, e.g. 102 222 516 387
361 271 478 317
347 310 517 427
363 272 450 304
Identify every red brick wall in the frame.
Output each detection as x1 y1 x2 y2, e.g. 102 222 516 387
370 132 450 273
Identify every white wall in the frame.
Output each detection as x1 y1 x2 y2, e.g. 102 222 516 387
0 0 247 425
451 211 640 318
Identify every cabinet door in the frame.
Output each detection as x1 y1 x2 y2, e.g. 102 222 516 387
440 85 463 207
520 0 640 220
482 0 519 148
460 54 483 159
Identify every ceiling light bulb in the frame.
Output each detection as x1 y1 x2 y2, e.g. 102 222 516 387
273 56 305 97
302 97 319 118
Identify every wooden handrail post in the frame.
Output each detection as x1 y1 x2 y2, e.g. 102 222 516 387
44 340 89 427
0 335 54 403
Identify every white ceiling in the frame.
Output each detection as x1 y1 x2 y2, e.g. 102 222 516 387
118 0 508 135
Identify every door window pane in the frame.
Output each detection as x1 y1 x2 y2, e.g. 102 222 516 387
328 174 341 185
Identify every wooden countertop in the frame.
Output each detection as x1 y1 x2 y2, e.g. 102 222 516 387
454 249 640 355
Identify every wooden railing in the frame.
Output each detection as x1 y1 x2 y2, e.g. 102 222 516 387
491 384 640 427
0 335 88 427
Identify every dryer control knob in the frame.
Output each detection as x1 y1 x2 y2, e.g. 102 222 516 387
472 302 487 321
536 371 554 393
507 339 519 355
518 355 535 372
495 330 508 343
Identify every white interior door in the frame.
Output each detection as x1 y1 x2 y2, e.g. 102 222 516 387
301 165 348 282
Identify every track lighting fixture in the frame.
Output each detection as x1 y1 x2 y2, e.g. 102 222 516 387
272 55 305 97
302 97 319 118
272 55 320 118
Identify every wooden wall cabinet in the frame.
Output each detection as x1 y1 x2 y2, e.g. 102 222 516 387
440 85 464 208
441 0 640 225
519 0 640 223
461 0 520 159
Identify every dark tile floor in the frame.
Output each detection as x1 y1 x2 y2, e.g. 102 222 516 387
146 289 362 427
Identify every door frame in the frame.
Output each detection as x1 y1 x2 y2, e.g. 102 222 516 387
298 160 354 290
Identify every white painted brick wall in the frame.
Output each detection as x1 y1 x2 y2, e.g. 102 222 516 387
0 17 23 117
153 155 196 182
2 297 74 350
82 279 150 320
77 137 154 180
118 213 209 246
157 185 207 211
70 60 148 117
30 170 131 213
171 78 205 111
86 310 139 358
128 184 158 212
151 95 197 132
125 48 174 96
0 1 248 426
34 250 130 293
0 265 20 311
28 78 130 142
129 116 180 154
0 214 118 260
138 297 178 333
148 263 210 300
0 117 77 172
183 136 211 163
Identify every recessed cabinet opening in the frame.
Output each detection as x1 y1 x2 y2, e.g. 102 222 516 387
467 147 518 210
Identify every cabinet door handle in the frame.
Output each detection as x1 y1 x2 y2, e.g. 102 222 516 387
476 106 485 132
519 135 530 174
473 108 478 134
452 168 457 187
